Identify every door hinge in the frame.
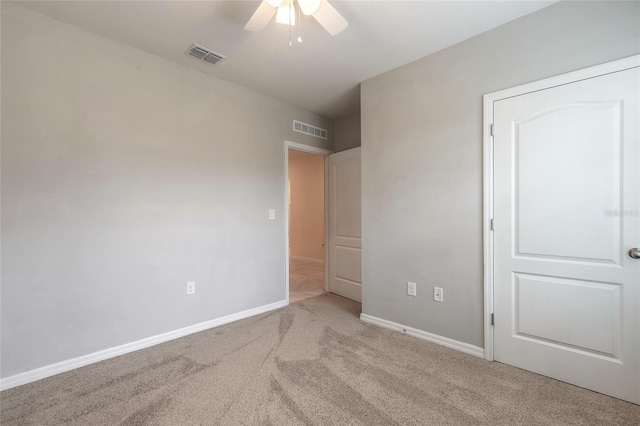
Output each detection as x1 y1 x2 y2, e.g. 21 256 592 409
491 313 495 327
490 123 494 136
490 218 494 231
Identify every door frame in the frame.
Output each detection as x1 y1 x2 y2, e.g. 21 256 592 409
284 141 333 304
482 54 640 361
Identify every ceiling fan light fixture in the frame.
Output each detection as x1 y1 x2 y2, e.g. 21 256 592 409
275 1 296 26
297 0 320 16
244 0 348 36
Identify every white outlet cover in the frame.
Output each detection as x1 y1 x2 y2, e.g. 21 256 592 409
407 281 417 297
269 209 275 220
433 287 443 302
187 281 196 295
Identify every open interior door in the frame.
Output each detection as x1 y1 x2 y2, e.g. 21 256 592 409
328 147 362 302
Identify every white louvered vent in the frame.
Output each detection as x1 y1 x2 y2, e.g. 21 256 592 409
186 44 226 65
293 120 327 140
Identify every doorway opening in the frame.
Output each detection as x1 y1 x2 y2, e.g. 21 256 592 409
285 142 331 303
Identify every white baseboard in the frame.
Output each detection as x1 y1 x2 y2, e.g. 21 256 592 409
0 299 288 391
360 313 485 359
290 256 324 264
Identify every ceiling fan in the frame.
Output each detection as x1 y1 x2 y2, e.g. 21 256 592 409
244 0 348 36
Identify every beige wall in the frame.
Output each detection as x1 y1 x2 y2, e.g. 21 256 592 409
0 3 333 379
288 150 325 261
361 0 640 348
334 112 361 152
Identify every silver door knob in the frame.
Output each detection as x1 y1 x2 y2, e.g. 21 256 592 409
629 248 640 259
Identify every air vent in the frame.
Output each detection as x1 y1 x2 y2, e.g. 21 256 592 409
293 120 327 140
186 44 226 65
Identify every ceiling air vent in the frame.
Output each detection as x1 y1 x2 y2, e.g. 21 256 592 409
186 44 226 65
293 120 327 140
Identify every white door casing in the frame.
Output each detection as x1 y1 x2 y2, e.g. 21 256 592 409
328 147 362 302
485 56 640 404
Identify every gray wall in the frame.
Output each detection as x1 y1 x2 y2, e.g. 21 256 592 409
334 112 361 152
361 1 640 348
0 4 333 378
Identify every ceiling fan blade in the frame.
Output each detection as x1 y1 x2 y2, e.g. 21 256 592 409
244 1 276 32
312 0 348 36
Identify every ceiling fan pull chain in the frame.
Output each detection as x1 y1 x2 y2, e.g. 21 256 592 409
289 0 293 47
297 2 303 43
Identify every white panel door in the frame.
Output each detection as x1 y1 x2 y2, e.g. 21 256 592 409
328 147 362 302
493 66 639 403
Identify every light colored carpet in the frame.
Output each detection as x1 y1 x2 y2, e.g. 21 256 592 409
1 293 639 425
289 258 325 303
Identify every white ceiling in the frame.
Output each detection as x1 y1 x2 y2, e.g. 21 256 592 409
13 1 556 119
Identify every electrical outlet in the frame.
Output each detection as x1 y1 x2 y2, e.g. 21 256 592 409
269 209 275 220
433 287 443 302
407 281 417 297
187 281 196 295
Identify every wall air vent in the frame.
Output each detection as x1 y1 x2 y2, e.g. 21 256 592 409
186 44 226 65
293 120 327 140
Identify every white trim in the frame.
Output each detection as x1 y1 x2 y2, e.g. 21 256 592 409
284 141 333 304
485 55 639 103
0 299 287 391
360 314 484 358
323 156 330 292
482 92 495 361
285 141 332 156
290 256 324 264
482 54 640 363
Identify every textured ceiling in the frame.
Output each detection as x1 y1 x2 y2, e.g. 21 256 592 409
13 1 556 119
